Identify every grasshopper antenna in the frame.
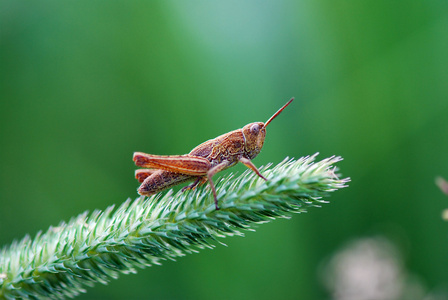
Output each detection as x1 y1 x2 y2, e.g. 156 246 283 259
264 97 294 128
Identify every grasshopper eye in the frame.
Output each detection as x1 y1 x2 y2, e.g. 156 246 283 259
250 124 260 135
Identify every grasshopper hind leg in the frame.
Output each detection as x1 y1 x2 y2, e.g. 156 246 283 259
138 171 193 196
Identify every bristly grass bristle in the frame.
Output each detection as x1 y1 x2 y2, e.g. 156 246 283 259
0 154 349 299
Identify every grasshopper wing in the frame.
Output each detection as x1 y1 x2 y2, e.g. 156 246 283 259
133 152 211 175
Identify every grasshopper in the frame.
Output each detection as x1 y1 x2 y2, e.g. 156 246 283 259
133 98 293 210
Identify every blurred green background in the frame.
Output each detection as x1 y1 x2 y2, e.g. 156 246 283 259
1 1 448 299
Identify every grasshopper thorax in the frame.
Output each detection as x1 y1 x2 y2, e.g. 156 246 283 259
242 122 266 159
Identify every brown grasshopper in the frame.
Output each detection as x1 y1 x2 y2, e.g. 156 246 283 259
133 98 293 210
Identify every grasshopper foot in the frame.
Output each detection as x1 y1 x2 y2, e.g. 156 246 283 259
181 176 206 192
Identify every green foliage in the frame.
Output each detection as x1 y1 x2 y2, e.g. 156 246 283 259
0 155 349 299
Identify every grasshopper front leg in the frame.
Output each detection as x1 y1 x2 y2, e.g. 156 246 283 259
239 157 267 181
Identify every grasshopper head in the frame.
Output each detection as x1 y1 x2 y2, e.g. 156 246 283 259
242 97 294 159
242 122 266 159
